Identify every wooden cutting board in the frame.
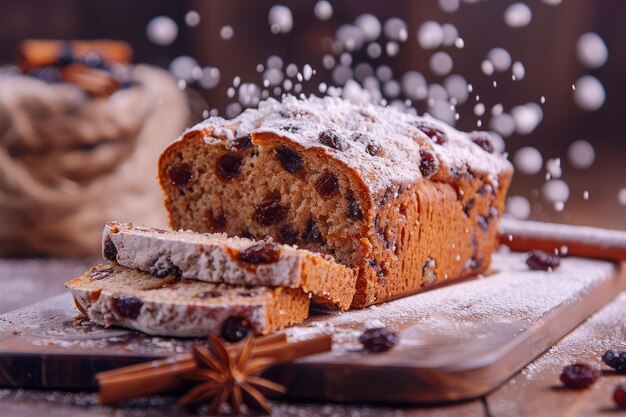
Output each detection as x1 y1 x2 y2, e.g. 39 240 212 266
0 252 624 404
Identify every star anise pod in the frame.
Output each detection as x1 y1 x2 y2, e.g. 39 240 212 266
177 335 286 415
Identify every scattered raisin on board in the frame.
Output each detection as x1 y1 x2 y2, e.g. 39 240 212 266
359 327 398 353
614 383 626 409
602 350 626 373
559 363 601 389
526 249 560 271
221 316 252 342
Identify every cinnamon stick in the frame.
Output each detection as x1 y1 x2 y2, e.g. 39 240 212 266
97 334 331 405
60 65 119 97
499 218 626 261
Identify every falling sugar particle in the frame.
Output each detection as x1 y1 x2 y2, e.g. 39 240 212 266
514 146 543 175
417 21 444 50
481 60 495 76
506 195 531 220
540 96 546 104
430 51 454 76
303 64 313 81
199 66 220 89
384 17 408 42
169 56 199 81
576 32 608 69
504 3 533 28
488 48 512 71
185 11 201 27
567 140 595 169
542 179 570 204
554 201 565 212
474 103 485 116
355 14 382 41
220 25 234 40
618 189 626 206
268 5 293 34
512 61 526 80
314 0 333 20
146 16 178 46
439 0 460 13
454 37 465 48
583 191 589 200
573 75 605 111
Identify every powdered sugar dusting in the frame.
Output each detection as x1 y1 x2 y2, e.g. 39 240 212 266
185 95 512 194
286 251 618 354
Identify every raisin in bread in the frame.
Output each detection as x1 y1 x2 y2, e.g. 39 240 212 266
102 221 356 310
66 264 309 337
159 96 514 308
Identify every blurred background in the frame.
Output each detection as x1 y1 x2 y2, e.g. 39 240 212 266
0 0 624 260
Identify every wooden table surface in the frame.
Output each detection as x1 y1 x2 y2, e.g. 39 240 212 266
0 258 624 417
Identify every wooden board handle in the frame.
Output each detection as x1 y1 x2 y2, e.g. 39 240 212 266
499 218 626 260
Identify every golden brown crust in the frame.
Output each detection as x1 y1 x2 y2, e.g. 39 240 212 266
158 98 514 309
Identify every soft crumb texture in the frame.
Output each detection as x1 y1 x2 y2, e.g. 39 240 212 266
103 221 356 310
159 95 513 307
65 264 310 337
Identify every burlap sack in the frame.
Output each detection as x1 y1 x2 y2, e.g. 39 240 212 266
0 65 189 256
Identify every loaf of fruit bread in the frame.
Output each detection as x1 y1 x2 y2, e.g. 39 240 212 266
66 264 309 337
102 221 356 310
159 96 514 308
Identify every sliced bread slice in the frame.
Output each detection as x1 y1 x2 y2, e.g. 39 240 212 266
66 264 310 337
102 222 356 310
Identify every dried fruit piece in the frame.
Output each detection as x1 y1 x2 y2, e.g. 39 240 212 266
419 149 440 178
359 327 398 353
602 350 626 373
203 210 227 232
280 125 300 133
614 383 626 409
233 134 253 150
216 153 243 181
275 146 304 174
238 242 281 264
303 220 325 244
346 194 364 221
149 258 182 278
315 172 339 199
254 200 288 226
168 163 193 186
369 258 386 280
559 363 601 389
103 236 118 262
526 250 560 271
278 226 299 246
422 258 437 286
413 121 448 145
477 215 489 231
112 295 143 319
221 316 252 342
318 129 347 151
195 290 225 299
470 133 495 153
463 198 475 216
89 266 115 280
